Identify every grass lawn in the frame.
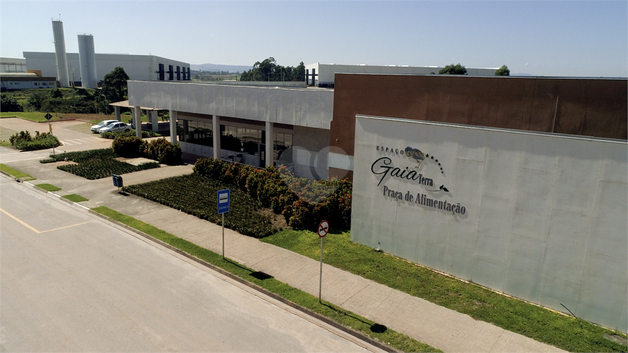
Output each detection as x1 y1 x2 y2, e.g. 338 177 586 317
35 183 61 192
261 230 627 353
91 206 439 353
0 164 35 180
62 194 89 202
0 111 66 122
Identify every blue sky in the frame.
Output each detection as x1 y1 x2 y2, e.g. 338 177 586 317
1 1 626 77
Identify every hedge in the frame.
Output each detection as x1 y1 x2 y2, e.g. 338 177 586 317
193 158 352 231
9 130 60 151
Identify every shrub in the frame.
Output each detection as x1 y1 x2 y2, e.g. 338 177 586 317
1 93 23 112
142 138 182 165
193 157 353 231
10 130 60 151
112 135 144 157
100 130 159 139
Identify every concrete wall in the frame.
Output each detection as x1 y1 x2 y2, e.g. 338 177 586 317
306 63 497 86
128 81 333 130
23 52 189 83
351 115 627 332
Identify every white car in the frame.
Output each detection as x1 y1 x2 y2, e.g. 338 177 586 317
99 122 131 134
91 120 118 133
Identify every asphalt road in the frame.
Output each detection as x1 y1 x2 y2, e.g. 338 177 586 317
0 177 381 352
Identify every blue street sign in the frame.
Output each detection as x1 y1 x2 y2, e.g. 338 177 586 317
217 189 230 214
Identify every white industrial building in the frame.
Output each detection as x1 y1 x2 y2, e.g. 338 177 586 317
304 62 498 87
24 51 190 86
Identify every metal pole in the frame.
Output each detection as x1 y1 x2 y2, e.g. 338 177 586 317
319 237 323 303
222 213 225 259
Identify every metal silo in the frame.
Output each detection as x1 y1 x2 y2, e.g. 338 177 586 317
52 20 70 87
78 34 97 88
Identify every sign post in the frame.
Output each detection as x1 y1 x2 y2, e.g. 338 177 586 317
45 113 54 155
217 189 230 259
317 219 329 303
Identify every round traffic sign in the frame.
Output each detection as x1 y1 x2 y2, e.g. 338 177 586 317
318 220 329 237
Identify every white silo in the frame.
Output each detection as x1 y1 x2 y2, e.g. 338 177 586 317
52 20 70 87
77 34 97 88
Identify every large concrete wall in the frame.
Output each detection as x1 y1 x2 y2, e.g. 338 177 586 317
351 115 627 332
306 63 497 86
23 52 189 83
128 81 333 130
330 74 627 179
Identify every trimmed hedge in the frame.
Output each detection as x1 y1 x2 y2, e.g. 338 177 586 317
141 138 182 165
124 174 277 238
113 136 182 165
100 130 160 139
41 148 160 180
9 130 60 151
193 158 352 231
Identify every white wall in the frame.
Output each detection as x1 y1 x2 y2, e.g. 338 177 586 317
24 52 189 83
351 115 627 332
128 81 333 130
305 63 497 86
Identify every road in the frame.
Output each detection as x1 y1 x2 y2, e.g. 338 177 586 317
0 177 382 352
0 118 112 165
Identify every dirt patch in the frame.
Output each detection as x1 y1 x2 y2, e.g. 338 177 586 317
60 114 112 122
260 207 290 230
115 157 160 166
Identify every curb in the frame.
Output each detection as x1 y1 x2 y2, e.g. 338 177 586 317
87 209 399 353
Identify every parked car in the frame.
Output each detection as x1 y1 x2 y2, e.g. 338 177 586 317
90 120 118 133
99 122 131 134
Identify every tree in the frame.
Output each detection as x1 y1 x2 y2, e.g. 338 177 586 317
495 65 510 76
1 93 23 112
439 63 467 75
239 57 305 82
101 67 129 103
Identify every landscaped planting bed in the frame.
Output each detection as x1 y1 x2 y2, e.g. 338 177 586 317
124 174 277 238
41 148 160 180
58 158 159 180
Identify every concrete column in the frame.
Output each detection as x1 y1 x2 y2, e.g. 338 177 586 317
150 111 159 132
265 121 274 168
182 120 189 142
169 110 178 144
114 106 121 122
134 106 142 138
212 115 220 160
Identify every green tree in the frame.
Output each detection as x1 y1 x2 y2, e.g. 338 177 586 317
101 67 129 103
1 93 23 112
495 65 510 76
240 57 305 82
439 63 467 75
26 90 50 111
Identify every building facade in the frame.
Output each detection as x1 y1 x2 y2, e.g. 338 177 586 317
24 52 190 86
126 73 627 332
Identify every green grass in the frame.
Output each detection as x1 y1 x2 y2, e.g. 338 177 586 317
0 140 11 146
62 194 89 202
91 206 439 353
0 164 35 180
261 230 627 352
0 111 65 122
35 183 61 192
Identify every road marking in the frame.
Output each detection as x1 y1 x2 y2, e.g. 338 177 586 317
0 208 40 233
0 207 90 234
40 221 91 234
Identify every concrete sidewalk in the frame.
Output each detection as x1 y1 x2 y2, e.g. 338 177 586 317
5 155 565 353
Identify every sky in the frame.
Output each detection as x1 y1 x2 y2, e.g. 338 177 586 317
1 0 626 77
